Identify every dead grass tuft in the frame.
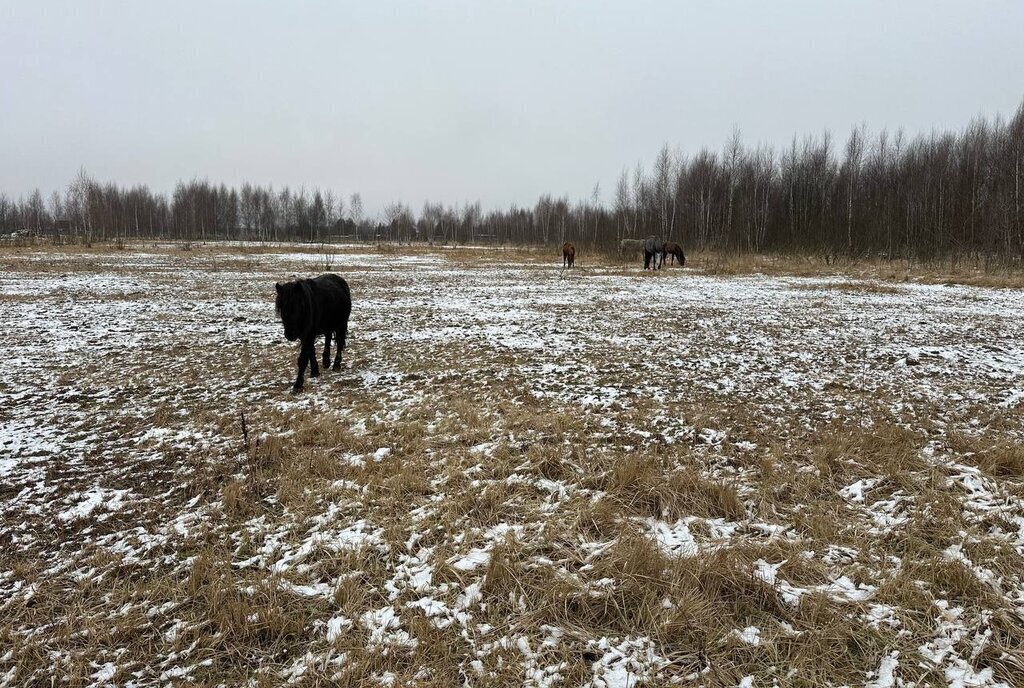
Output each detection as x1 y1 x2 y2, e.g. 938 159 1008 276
947 432 1024 478
598 454 746 521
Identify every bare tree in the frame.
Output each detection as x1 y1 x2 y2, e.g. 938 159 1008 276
349 193 363 238
614 169 631 241
842 124 866 254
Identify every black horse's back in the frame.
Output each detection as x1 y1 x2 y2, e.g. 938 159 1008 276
275 273 352 391
317 272 349 297
311 273 351 330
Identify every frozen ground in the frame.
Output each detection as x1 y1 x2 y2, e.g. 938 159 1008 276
1 245 1023 686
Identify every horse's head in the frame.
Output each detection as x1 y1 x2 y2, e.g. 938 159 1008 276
275 280 308 342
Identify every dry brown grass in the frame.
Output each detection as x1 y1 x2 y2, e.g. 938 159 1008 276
688 250 1024 288
2 242 1023 685
946 432 1024 479
789 280 907 295
10 236 1024 287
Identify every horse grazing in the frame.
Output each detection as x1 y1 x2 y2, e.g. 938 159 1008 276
619 238 644 258
275 274 352 392
562 242 576 268
643 236 665 270
663 241 686 266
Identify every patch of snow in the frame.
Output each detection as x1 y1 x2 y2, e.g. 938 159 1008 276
450 548 490 571
865 651 899 688
839 478 879 503
91 662 117 684
730 626 761 646
57 487 129 522
326 615 353 642
647 519 698 557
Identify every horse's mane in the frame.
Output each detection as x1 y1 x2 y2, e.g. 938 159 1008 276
276 278 319 338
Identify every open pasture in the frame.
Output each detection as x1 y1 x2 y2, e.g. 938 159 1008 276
1 244 1023 686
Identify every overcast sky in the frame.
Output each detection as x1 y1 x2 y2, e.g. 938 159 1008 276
2 1 1023 215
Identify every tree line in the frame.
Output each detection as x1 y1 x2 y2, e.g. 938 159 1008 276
0 174 371 245
2 98 1022 260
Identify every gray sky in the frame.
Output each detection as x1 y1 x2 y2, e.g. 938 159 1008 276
2 1 1023 215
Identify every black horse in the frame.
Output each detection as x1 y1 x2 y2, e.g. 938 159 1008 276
275 274 352 392
644 236 665 270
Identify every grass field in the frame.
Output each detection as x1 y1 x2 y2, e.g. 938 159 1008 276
2 243 1023 686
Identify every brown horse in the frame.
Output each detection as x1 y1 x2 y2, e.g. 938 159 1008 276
562 242 576 268
663 241 686 266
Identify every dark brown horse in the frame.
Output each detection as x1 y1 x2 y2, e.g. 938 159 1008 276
562 242 576 268
663 241 686 266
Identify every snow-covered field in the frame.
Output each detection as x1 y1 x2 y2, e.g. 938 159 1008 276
2 245 1023 686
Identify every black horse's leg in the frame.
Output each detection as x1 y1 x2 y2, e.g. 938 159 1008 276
293 342 310 391
333 324 346 370
322 331 332 370
308 336 321 378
